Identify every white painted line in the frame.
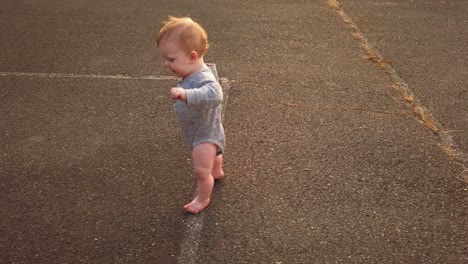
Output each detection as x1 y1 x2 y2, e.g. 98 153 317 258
0 71 231 83
0 71 178 80
177 216 204 264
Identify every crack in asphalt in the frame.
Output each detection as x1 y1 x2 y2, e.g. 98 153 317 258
327 0 468 181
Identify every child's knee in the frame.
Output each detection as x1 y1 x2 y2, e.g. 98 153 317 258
194 166 211 178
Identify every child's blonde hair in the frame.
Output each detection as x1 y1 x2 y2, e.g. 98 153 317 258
156 16 209 57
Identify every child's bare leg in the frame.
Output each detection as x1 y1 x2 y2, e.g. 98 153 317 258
184 143 216 214
212 154 224 180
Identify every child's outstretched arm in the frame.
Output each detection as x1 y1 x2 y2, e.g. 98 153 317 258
185 79 223 109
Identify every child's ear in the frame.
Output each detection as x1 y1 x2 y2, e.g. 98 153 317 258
189 51 199 63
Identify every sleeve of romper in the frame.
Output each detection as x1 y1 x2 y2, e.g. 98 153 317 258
185 77 223 109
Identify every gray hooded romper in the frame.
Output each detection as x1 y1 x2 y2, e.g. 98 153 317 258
174 67 225 154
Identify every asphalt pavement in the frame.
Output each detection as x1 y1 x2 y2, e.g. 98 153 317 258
0 0 466 263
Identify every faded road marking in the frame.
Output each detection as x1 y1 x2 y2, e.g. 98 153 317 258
0 71 231 83
0 71 178 80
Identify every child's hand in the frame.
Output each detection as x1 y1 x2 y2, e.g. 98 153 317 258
170 87 187 101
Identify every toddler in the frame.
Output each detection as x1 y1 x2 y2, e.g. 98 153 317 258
156 16 225 214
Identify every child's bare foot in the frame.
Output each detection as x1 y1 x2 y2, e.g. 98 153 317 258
184 196 210 214
212 170 225 180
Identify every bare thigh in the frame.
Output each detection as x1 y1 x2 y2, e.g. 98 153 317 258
192 143 217 177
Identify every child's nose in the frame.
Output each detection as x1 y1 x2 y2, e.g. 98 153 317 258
164 61 170 67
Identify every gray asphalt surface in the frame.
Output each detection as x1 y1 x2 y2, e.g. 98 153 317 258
0 0 466 263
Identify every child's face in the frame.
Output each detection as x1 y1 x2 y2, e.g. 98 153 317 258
158 39 192 78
